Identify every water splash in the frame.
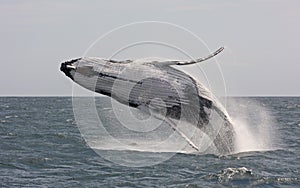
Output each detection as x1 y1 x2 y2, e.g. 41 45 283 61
206 167 299 186
207 167 254 183
225 98 279 153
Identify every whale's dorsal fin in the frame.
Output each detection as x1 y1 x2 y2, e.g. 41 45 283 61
156 47 224 66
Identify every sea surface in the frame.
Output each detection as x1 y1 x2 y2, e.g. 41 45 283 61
0 97 299 187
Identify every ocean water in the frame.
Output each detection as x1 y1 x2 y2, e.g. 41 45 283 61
0 97 299 187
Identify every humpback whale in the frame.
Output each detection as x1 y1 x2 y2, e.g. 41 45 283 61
60 47 235 155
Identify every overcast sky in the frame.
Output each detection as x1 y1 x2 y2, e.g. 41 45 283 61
0 0 299 96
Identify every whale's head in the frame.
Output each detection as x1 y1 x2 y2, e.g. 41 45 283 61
60 58 122 80
60 57 126 93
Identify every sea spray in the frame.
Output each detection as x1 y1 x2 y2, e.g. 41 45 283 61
226 98 278 153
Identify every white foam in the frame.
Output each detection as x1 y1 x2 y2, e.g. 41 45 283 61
227 99 278 153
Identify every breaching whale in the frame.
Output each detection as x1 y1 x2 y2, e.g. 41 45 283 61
60 47 235 155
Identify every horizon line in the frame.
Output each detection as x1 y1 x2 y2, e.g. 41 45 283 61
0 95 299 97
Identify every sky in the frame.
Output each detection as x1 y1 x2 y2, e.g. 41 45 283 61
0 0 299 96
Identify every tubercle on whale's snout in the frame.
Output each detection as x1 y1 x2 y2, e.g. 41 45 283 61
60 63 73 80
60 62 67 72
60 58 81 80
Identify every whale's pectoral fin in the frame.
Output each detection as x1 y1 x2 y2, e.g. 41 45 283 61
152 113 200 152
165 118 200 152
159 47 224 66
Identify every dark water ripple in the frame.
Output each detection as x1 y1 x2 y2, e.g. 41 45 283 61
0 97 299 187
